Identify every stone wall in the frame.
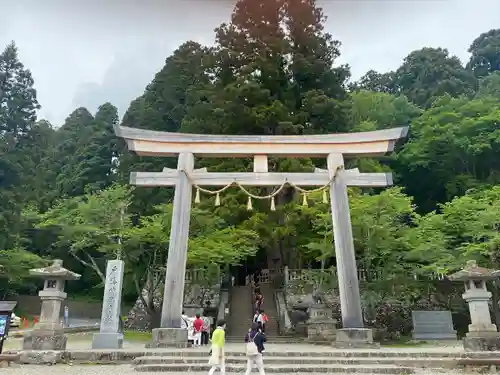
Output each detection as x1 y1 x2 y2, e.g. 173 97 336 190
124 281 220 331
284 277 472 341
14 295 134 319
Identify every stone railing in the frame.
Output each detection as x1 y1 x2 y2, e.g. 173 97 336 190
185 267 222 284
245 268 284 285
274 289 292 334
285 267 447 284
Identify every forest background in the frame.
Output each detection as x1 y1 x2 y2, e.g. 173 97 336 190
0 0 499 330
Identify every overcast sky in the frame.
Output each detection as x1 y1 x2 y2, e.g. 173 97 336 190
1 0 498 126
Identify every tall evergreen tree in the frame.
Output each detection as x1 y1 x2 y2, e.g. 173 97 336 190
54 107 95 197
0 42 40 138
119 42 213 214
53 104 119 198
0 41 40 249
186 0 350 136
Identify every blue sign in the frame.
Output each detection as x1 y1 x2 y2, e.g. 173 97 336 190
0 315 7 336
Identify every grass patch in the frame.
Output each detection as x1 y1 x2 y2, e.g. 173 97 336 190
382 335 428 348
124 330 152 342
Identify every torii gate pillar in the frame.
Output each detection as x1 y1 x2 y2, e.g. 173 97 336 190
150 152 194 348
328 153 375 347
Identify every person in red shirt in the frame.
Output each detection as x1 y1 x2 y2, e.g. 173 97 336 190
193 313 203 347
260 310 269 333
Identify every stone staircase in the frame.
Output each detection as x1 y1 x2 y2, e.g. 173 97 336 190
258 283 279 339
226 285 254 340
132 348 478 373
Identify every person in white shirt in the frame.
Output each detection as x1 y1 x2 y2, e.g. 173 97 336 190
181 311 189 329
253 310 262 329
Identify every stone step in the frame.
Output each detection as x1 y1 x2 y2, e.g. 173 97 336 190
134 363 415 373
225 337 304 343
132 355 454 367
123 350 472 358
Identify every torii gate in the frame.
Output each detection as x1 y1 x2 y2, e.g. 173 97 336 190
115 125 408 347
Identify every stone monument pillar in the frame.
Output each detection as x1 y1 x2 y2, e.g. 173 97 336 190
448 260 500 351
306 304 337 344
23 259 80 350
92 259 125 349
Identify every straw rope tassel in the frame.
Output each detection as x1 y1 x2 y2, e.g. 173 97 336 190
322 189 328 204
302 193 308 206
270 196 276 211
194 188 201 204
215 192 221 206
247 196 253 211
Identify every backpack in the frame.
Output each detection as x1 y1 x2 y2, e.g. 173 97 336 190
245 332 259 356
262 314 269 323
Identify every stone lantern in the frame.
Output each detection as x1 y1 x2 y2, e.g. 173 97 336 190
448 260 500 351
23 259 80 350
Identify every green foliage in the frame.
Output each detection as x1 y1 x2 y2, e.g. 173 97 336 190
54 104 119 198
467 29 500 78
0 41 40 138
349 90 422 131
1 3 500 312
476 71 500 98
410 186 500 272
0 247 45 296
397 95 500 211
124 203 259 267
0 41 41 250
38 184 133 281
351 70 395 94
392 48 477 108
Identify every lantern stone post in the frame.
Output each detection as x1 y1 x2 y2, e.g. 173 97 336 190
22 259 81 350
448 260 500 351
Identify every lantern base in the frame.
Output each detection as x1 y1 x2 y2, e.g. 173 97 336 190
464 333 500 352
22 329 67 350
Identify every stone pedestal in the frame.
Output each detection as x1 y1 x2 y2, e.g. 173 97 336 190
307 321 337 343
22 260 80 351
306 304 337 343
464 334 500 351
92 332 124 349
22 329 67 350
333 328 380 348
92 260 125 349
146 328 188 348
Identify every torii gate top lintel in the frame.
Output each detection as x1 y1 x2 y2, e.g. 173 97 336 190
114 125 408 158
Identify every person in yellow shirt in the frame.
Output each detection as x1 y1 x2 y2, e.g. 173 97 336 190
208 319 226 375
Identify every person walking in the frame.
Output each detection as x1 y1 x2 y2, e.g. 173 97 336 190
253 310 262 331
208 320 226 375
201 315 210 346
244 322 266 375
181 311 189 329
193 313 203 347
254 291 263 310
259 310 268 333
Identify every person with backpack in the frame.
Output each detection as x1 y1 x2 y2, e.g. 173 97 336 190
253 309 262 331
244 322 266 375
